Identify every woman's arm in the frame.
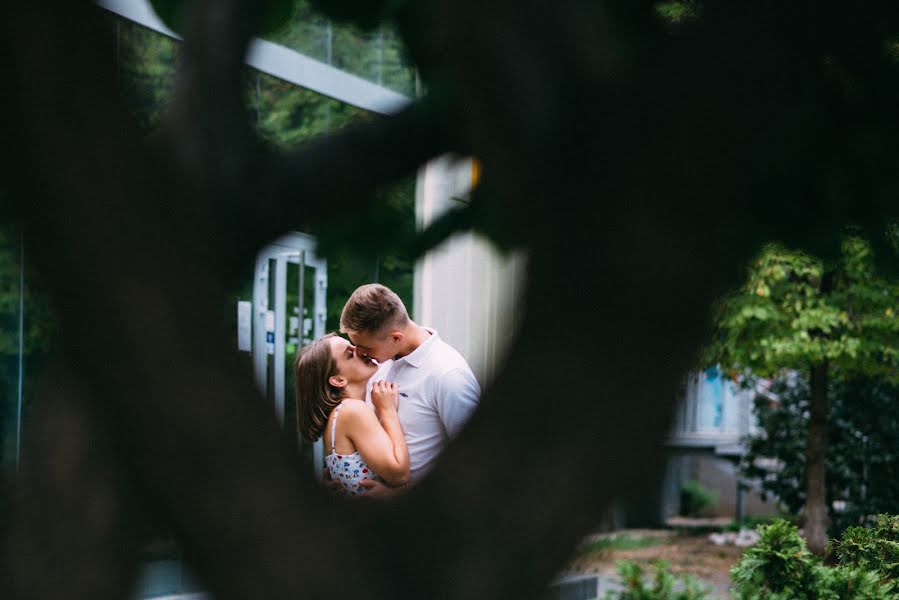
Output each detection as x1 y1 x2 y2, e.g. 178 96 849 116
340 386 409 485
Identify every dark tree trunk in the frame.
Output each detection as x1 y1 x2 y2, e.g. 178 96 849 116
805 361 829 556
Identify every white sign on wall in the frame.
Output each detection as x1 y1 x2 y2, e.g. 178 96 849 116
237 301 252 352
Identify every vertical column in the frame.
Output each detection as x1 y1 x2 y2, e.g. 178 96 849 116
297 251 305 345
274 254 288 424
252 255 270 395
312 258 328 477
314 263 327 340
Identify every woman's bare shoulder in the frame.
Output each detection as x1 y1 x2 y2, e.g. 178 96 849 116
338 399 373 417
338 399 377 438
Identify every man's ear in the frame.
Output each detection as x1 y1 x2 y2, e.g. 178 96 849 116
390 331 404 344
328 374 348 389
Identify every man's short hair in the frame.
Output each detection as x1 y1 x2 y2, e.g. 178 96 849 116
340 283 410 335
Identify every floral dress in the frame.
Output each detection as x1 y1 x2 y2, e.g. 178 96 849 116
326 401 384 496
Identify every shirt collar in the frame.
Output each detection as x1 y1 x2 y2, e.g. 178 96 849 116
397 327 438 368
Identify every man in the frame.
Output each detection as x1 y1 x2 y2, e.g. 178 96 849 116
340 283 480 487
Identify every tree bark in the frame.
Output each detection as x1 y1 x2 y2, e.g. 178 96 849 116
805 361 830 556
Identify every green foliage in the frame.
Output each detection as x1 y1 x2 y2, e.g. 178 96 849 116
266 1 415 95
707 237 899 382
114 18 181 132
122 2 416 136
731 518 897 599
741 376 899 533
0 226 57 467
248 69 368 148
654 1 700 25
831 514 899 583
731 520 820 599
816 565 895 600
679 480 717 517
0 228 55 357
604 560 709 600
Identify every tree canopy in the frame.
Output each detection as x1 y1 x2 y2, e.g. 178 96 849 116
708 237 899 382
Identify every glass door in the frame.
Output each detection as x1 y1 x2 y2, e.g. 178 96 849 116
251 232 327 474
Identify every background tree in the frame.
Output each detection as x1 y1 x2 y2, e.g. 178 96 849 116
742 375 899 534
2 0 899 599
707 237 899 554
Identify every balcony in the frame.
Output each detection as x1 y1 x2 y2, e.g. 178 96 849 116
667 368 760 457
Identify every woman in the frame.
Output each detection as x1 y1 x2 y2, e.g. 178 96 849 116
294 333 409 496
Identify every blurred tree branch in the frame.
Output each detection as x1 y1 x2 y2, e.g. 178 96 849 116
6 367 141 600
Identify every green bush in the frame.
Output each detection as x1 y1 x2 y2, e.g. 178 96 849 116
679 480 717 517
730 518 896 599
817 566 894 600
731 519 820 599
830 514 899 584
604 560 709 600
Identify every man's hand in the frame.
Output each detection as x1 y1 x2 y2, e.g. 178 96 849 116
358 478 404 499
370 380 399 412
321 467 341 493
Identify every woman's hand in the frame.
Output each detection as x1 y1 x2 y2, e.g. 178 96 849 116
370 380 399 412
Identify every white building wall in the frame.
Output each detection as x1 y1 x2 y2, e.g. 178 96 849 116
413 156 526 387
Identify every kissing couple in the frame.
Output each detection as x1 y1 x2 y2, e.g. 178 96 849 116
293 283 480 497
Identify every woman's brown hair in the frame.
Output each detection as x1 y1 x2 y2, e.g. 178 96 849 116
294 333 345 443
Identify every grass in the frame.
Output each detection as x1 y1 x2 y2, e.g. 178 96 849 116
575 534 667 558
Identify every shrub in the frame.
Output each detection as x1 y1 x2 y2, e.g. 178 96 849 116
604 560 709 600
817 565 893 599
730 517 896 599
830 514 899 584
730 519 820 599
679 480 717 517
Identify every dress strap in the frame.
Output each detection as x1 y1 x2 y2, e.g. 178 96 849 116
330 402 343 453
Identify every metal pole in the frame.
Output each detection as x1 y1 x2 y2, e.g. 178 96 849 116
297 251 305 344
274 255 288 424
15 231 25 468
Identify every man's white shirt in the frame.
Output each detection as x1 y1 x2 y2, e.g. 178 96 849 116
366 328 480 483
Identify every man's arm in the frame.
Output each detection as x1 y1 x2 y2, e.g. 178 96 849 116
434 368 481 438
